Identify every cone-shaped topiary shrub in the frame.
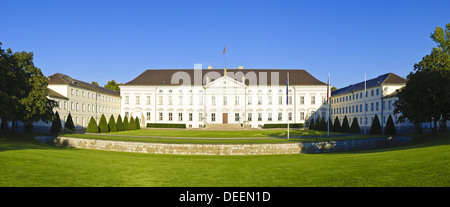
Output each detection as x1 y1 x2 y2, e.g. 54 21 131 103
384 114 396 135
50 111 62 134
332 116 341 132
123 115 129 130
350 117 361 134
370 114 382 135
98 114 109 133
86 117 99 133
135 117 141 129
108 115 117 132
116 115 124 131
340 115 349 133
129 116 136 130
309 118 315 130
65 113 75 132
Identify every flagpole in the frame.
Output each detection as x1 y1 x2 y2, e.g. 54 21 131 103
364 73 367 135
287 72 289 140
327 73 330 137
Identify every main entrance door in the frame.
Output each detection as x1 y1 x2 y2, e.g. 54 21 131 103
223 113 228 124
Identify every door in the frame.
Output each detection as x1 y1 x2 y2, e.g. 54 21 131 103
223 113 228 124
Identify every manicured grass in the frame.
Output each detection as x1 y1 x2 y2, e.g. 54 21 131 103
1 132 449 186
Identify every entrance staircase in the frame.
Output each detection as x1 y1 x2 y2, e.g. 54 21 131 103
205 123 243 130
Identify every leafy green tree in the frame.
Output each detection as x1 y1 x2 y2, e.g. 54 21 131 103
350 117 361 134
108 115 117 132
104 80 123 91
384 115 396 135
65 113 75 132
116 115 124 131
50 111 62 134
340 115 349 133
86 117 99 133
370 115 382 135
98 114 109 133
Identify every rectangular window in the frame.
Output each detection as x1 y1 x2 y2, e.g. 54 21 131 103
300 96 304 104
371 103 374 111
371 90 374 96
223 96 227 105
356 105 358 113
189 96 193 105
288 96 292 105
248 96 252 105
311 96 316 104
199 113 203 121
288 112 292 121
136 96 140 104
169 113 173 121
159 112 163 121
125 96 129 104
178 113 182 121
248 113 252 121
76 90 78 96
278 96 283 105
300 112 305 120
388 100 392 110
376 102 379 111
278 113 282 121
212 96 216 106
258 96 262 105
365 104 368 112
178 96 183 105
211 113 215 122
268 113 272 121
235 113 239 122
376 88 379 95
268 96 272 105
258 113 262 121
235 96 239 105
147 96 151 105
198 96 203 105
168 96 172 105
189 113 193 121
82 91 85 97
158 96 163 105
147 112 151 121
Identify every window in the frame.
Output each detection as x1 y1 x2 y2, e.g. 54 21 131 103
71 89 74 95
247 113 252 121
258 113 262 121
288 96 292 105
147 112 151 120
158 96 163 105
82 103 85 111
189 113 193 121
159 112 163 121
300 96 304 104
71 102 74 110
300 112 305 120
169 113 173 121
311 96 316 104
356 93 358 99
388 100 392 110
178 96 183 105
211 96 216 106
248 96 252 105
211 113 215 122
64 101 67 109
235 96 239 105
136 96 140 104
278 96 282 105
268 113 272 121
376 88 379 96
278 113 282 121
371 90 374 96
268 96 272 105
147 96 151 105
371 103 374 111
365 104 368 112
235 113 239 122
199 113 203 121
178 113 183 121
125 96 129 104
356 105 358 113
88 92 91 98
198 95 203 105
352 105 354 113
376 102 379 111
82 91 85 97
288 112 292 121
168 96 172 105
88 104 90 112
258 96 262 105
189 96 193 105
223 96 227 105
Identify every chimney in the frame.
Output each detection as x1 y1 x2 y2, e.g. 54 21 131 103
238 66 243 69
208 66 213 69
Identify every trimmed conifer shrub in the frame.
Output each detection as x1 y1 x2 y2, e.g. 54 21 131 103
123 116 129 130
108 115 117 132
350 117 361 134
64 113 75 132
129 117 136 130
98 114 109 133
116 115 124 131
135 117 141 129
332 116 341 132
340 115 349 133
50 111 62 134
86 117 99 133
370 114 382 135
309 118 315 130
319 116 326 131
384 114 396 135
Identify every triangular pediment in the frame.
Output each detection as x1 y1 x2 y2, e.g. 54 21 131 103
204 75 246 89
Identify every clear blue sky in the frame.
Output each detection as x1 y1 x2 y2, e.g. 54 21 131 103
2 0 449 88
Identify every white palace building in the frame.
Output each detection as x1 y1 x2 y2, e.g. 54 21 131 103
119 67 328 128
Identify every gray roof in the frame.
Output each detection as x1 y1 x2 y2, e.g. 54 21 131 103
331 73 406 97
48 73 120 97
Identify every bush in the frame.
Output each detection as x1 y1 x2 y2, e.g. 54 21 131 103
350 117 361 134
332 116 341 132
309 118 315 130
319 116 326 131
263 123 303 129
108 115 117 132
340 116 349 133
64 113 75 132
116 115 124 131
135 117 141 129
98 114 109 133
86 117 99 133
123 116 129 130
384 114 396 135
146 123 186 128
129 117 136 130
370 115 382 135
50 111 62 134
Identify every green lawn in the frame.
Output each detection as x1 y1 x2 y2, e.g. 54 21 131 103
1 132 449 187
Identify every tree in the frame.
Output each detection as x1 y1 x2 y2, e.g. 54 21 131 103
332 116 341 132
340 116 349 133
50 111 62 134
116 115 124 131
135 117 141 130
129 116 136 130
86 117 99 133
384 114 396 135
91 81 99 86
123 115 129 130
104 80 123 91
309 117 315 130
65 113 75 132
350 117 361 134
319 116 326 131
370 115 382 135
98 114 109 133
108 115 117 132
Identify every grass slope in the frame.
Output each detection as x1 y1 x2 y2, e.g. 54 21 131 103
0 132 449 187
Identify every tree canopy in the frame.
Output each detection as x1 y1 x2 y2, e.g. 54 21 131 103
104 80 123 91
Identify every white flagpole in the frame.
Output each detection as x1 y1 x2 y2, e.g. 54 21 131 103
364 73 367 135
287 72 290 140
327 73 330 137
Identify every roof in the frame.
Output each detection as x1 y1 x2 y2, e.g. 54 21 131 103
48 73 120 97
123 69 326 86
47 88 68 99
331 73 406 97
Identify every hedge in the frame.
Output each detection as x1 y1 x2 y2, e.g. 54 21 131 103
98 114 109 133
384 114 396 135
65 113 75 132
263 123 303 129
50 111 62 134
370 114 382 135
146 123 186 128
340 115 349 133
86 117 99 133
116 115 124 131
350 117 361 134
108 115 117 132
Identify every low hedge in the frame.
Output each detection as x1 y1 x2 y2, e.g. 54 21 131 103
263 123 303 129
146 123 187 128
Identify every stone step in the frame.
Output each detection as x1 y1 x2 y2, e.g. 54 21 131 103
206 123 243 129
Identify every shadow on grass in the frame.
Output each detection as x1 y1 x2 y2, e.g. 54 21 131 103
0 132 62 152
